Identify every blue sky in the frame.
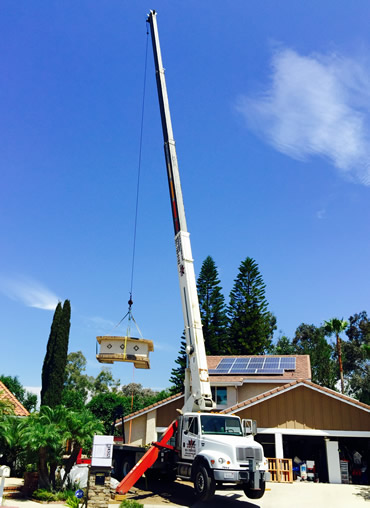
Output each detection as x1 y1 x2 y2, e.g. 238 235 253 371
1 1 370 394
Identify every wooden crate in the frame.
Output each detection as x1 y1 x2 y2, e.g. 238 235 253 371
267 458 293 483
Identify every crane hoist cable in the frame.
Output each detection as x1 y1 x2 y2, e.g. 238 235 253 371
111 24 150 340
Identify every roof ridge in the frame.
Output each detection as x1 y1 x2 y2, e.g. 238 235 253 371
117 392 184 422
221 378 370 414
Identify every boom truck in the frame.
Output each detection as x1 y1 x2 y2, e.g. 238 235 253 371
114 11 268 501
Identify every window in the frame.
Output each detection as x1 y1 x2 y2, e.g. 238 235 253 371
211 386 227 406
188 416 199 435
200 415 242 436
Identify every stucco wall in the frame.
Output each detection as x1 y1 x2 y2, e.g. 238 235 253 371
124 413 147 445
237 382 283 403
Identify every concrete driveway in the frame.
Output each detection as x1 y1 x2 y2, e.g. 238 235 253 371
3 481 369 508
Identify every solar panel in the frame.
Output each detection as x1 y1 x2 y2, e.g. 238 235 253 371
209 356 296 375
256 368 284 375
209 369 230 374
264 358 280 366
249 359 264 368
245 368 257 374
280 358 296 370
219 358 234 365
229 367 245 374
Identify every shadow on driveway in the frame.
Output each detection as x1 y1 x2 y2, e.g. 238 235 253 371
354 486 370 501
127 478 261 507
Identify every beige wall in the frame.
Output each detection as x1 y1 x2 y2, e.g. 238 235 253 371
156 398 183 427
124 414 147 445
237 382 281 402
146 409 157 442
227 386 237 407
234 386 370 431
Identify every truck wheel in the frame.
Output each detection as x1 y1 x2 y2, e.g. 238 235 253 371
194 465 216 501
243 479 265 499
122 458 134 477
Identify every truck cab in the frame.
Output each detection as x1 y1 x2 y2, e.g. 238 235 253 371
176 413 268 500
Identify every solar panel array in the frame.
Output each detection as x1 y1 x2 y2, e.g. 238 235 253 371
209 357 296 375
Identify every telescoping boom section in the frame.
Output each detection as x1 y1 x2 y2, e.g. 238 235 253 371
147 10 215 414
115 12 268 502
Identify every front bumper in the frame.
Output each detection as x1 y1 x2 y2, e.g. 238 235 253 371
213 469 269 483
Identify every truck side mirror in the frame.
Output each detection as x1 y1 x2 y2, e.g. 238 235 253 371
242 419 257 436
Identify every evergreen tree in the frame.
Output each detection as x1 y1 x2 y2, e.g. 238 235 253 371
63 351 94 402
271 335 295 355
343 311 370 404
227 257 276 354
41 300 71 407
197 256 228 354
293 323 336 389
169 334 187 395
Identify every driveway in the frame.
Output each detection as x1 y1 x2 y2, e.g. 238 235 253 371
124 479 369 507
3 480 369 508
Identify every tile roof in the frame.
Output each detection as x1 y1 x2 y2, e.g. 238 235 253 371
0 380 29 417
118 392 183 423
220 378 370 414
207 355 311 383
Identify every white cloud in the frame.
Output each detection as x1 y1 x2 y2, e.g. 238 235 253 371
0 274 60 310
316 208 326 220
83 315 116 331
237 47 370 185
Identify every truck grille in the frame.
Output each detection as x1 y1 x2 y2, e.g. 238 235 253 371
236 447 262 462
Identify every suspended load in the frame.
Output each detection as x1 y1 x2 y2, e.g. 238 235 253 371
96 336 154 369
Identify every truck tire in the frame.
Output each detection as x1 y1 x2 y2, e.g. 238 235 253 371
243 479 265 499
194 465 216 501
122 458 134 477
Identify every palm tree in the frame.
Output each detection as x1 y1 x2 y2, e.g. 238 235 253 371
23 406 65 489
0 415 27 472
61 409 104 485
324 318 348 394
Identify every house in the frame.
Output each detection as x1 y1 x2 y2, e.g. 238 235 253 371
0 380 29 416
116 356 370 484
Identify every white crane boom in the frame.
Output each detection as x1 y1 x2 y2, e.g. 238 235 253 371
146 10 215 413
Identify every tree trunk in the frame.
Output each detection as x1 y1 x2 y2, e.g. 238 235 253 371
337 333 344 394
49 462 57 490
62 443 81 487
38 447 50 490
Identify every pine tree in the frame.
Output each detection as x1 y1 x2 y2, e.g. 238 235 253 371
227 257 276 354
197 256 228 355
41 300 71 407
169 334 187 395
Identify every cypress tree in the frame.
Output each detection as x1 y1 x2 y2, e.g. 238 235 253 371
41 300 71 407
197 256 228 355
169 334 187 395
227 257 276 354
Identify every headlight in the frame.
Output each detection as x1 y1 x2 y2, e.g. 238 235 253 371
218 458 224 464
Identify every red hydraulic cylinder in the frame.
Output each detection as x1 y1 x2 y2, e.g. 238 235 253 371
115 419 178 495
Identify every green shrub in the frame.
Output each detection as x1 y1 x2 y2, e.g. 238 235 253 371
55 490 75 501
119 500 143 508
65 496 81 508
32 489 57 502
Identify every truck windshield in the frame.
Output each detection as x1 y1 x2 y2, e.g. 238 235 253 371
200 415 243 436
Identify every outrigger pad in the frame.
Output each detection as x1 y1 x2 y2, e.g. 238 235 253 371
96 336 154 369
